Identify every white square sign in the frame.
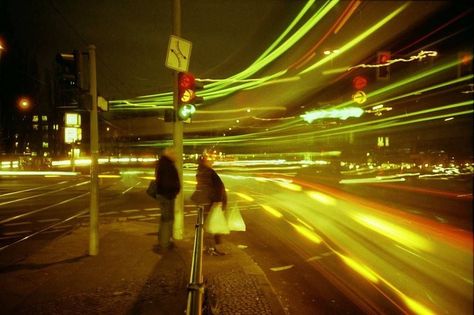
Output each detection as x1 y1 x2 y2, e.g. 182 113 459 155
165 35 192 72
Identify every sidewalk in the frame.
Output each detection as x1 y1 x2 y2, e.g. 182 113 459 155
0 217 285 315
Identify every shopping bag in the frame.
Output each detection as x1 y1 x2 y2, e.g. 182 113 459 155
146 180 157 199
225 205 246 231
204 202 230 234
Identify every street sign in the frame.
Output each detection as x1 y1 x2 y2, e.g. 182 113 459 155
165 35 192 72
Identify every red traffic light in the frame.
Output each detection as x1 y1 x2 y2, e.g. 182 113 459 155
352 75 368 90
179 72 195 89
178 72 196 104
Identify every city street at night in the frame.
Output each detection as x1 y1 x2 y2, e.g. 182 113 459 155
1 1 473 314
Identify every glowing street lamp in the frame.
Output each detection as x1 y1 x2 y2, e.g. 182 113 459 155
18 97 31 111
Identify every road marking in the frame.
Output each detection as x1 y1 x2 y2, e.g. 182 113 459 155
128 215 147 219
0 192 89 224
121 209 140 213
100 211 118 216
0 181 89 207
270 265 294 272
147 214 161 217
139 217 155 221
38 218 61 223
3 230 32 236
121 187 134 194
0 181 68 198
307 256 322 261
0 235 21 240
144 207 159 211
185 213 197 217
4 221 32 227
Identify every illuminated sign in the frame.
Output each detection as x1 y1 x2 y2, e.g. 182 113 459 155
65 127 82 144
65 113 81 127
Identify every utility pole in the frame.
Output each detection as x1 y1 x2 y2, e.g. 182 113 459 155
172 0 184 240
89 45 100 255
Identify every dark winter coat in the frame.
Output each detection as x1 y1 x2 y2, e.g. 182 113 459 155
155 155 180 200
191 164 227 209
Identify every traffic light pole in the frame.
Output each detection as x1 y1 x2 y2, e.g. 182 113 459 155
172 0 184 240
89 45 100 255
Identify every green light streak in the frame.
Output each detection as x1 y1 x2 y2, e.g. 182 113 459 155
255 0 316 63
299 2 410 75
333 59 467 110
204 0 339 92
301 107 364 122
361 75 474 109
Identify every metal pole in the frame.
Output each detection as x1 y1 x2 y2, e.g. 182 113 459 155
71 141 75 172
88 45 99 256
186 206 204 315
172 0 184 240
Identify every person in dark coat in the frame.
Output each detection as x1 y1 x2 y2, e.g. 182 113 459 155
191 154 228 255
155 147 181 250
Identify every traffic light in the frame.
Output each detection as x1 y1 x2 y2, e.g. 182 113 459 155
55 50 83 108
376 51 391 80
177 72 203 121
56 50 83 90
458 51 472 78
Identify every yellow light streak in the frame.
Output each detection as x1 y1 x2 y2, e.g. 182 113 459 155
296 217 314 231
337 253 379 283
276 181 302 191
353 214 433 252
260 204 283 218
98 174 121 178
306 191 337 205
290 222 322 243
402 295 436 315
235 192 254 202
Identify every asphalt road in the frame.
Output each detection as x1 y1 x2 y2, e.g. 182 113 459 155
0 168 472 314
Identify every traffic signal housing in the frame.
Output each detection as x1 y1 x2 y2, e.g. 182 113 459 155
177 72 203 121
376 51 391 80
458 51 472 78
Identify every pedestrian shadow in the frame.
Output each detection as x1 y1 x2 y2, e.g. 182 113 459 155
127 246 191 315
0 254 89 274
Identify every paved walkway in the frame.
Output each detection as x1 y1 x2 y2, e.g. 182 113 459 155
0 218 285 315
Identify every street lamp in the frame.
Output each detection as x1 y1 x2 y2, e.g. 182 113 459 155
18 97 31 111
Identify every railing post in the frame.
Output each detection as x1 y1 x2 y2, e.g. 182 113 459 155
186 206 205 315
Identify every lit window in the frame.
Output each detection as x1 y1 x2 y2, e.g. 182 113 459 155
33 115 39 122
33 124 39 130
42 142 49 148
42 115 48 121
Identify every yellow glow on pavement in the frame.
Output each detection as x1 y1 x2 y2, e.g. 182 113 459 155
353 214 433 252
0 171 79 176
290 222 322 244
338 253 379 283
306 191 336 206
276 181 302 191
98 174 121 178
297 217 314 231
402 295 436 315
235 192 254 202
184 180 197 185
261 204 283 218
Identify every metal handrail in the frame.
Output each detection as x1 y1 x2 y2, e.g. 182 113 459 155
186 206 205 315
